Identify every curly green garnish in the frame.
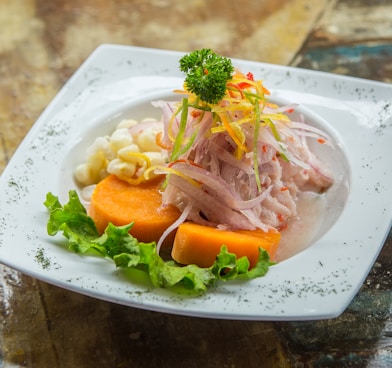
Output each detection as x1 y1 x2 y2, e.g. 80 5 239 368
179 48 234 104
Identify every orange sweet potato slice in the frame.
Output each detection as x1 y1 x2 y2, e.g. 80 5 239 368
89 174 180 244
172 222 280 269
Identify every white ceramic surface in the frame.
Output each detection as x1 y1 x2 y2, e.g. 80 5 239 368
0 45 391 320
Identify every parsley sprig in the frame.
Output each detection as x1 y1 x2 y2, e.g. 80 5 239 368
179 49 234 104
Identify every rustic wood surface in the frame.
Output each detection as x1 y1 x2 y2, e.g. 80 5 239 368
0 0 391 367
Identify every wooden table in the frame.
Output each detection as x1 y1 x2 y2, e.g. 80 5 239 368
0 1 391 366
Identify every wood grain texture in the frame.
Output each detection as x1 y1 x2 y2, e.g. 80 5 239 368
293 0 392 82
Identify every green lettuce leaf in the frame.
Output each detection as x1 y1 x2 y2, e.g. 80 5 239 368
44 190 273 293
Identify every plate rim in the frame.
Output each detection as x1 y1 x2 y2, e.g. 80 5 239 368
0 44 391 321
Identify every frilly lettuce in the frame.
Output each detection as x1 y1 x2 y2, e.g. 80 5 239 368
44 191 272 293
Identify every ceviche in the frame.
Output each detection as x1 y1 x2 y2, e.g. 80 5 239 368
45 49 334 293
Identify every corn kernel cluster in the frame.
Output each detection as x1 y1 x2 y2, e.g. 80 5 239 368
74 118 166 186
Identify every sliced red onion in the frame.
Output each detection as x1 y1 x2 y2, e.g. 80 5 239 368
152 95 334 232
167 175 259 230
156 202 192 254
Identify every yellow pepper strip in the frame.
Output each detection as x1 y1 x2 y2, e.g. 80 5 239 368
218 112 248 154
127 152 152 167
260 113 291 122
167 103 183 143
116 173 148 185
143 165 201 188
117 152 153 185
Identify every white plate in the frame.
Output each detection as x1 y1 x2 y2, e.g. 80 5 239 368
0 44 391 321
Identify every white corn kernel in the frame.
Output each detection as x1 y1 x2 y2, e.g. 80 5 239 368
110 128 134 152
118 151 149 167
87 151 108 173
87 136 109 152
136 128 160 152
74 117 168 186
116 119 138 129
74 163 93 186
117 144 141 162
143 151 165 166
92 139 113 161
107 158 137 178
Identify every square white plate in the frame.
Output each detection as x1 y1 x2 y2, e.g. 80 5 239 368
0 44 391 320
